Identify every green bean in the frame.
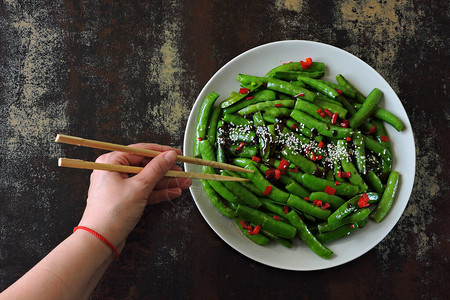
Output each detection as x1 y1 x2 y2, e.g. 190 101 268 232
194 92 219 157
261 229 293 248
273 71 324 80
363 170 385 194
221 170 262 208
352 130 367 175
259 198 288 218
315 93 344 107
349 88 383 128
335 74 366 103
227 128 256 143
236 205 297 239
318 79 355 98
223 89 277 115
363 135 392 176
264 107 293 118
289 80 306 88
285 181 309 199
222 113 253 126
308 192 345 209
290 109 353 139
327 192 380 224
316 222 360 244
281 146 323 175
370 171 400 222
353 103 405 131
297 75 339 99
227 144 258 158
216 120 226 163
207 106 221 147
266 61 325 77
234 218 269 246
233 158 290 203
372 118 391 151
287 194 332 220
201 180 235 218
220 81 263 108
337 140 368 193
238 100 295 116
227 170 266 196
286 210 333 259
318 208 370 233
294 99 331 123
301 174 359 197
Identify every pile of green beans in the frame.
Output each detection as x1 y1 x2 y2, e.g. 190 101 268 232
194 59 403 259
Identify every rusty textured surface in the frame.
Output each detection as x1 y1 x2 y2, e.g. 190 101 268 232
0 0 448 299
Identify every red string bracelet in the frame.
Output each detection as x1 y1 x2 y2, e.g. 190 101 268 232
73 226 119 261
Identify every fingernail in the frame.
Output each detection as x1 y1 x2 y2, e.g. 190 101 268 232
163 150 177 163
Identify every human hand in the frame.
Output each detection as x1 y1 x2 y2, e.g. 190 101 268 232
77 143 192 252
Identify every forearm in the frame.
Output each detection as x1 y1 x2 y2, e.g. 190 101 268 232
1 230 115 300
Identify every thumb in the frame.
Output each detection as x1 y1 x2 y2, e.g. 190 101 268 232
132 150 178 188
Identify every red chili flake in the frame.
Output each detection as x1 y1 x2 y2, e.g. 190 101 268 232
251 225 262 235
273 215 281 220
247 225 253 234
324 109 333 117
349 224 355 229
320 112 326 118
369 126 377 135
331 113 338 124
321 202 330 210
275 103 283 107
317 155 322 160
236 142 245 152
239 221 248 229
340 122 349 128
304 197 309 201
283 206 289 214
334 89 343 96
263 185 272 195
289 166 298 173
381 135 389 142
246 96 254 100
337 171 342 178
340 171 352 178
317 108 323 114
311 152 317 161
278 158 290 171
274 169 281 180
312 199 323 207
291 124 299 130
324 185 336 195
318 141 324 148
295 93 305 97
300 57 313 69
335 181 341 186
239 88 251 94
265 168 275 179
251 156 261 163
197 137 202 141
346 137 352 141
358 194 370 208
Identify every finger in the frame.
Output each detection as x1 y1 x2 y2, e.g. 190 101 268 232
147 187 182 205
153 176 192 190
131 150 178 189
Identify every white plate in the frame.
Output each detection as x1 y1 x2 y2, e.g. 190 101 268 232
183 40 415 271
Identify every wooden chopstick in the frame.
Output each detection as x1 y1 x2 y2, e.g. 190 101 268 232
58 158 249 182
55 134 252 174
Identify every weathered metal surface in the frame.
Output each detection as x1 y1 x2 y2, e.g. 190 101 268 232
0 1 448 299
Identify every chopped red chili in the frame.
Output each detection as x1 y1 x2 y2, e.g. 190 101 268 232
239 88 251 94
335 181 341 185
358 194 370 208
291 124 299 130
300 57 313 69
318 141 324 148
236 142 245 152
349 224 355 229
342 172 352 178
337 171 342 178
247 225 253 234
278 158 290 171
265 168 275 179
274 169 281 180
273 215 281 220
334 89 343 96
346 137 352 141
317 108 323 114
320 112 326 118
317 155 322 160
275 103 283 107
321 202 330 210
251 156 261 163
304 197 309 201
295 93 305 97
263 185 272 195
324 185 336 195
340 122 349 128
197 137 202 141
289 166 298 173
311 152 317 161
331 113 338 124
251 225 262 235
312 200 322 207
283 206 289 214
324 109 333 117
381 135 389 142
369 126 377 135
246 96 254 100
239 220 248 229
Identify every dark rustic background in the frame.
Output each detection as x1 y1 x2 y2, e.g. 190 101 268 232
1 1 449 299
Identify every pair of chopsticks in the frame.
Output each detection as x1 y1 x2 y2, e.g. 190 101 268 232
56 134 251 182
